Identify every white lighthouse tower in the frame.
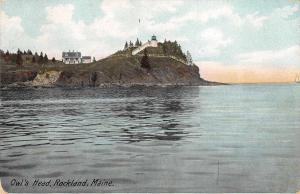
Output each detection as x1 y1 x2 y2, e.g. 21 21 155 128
150 34 158 47
132 34 158 55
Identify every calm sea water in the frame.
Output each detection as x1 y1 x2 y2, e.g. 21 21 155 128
0 84 300 192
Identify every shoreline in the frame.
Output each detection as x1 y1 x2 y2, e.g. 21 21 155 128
0 81 225 90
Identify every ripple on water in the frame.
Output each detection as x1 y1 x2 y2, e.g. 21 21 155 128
46 155 76 160
185 171 214 176
0 171 22 177
7 164 37 170
73 169 99 175
88 163 129 168
0 159 18 164
34 171 62 178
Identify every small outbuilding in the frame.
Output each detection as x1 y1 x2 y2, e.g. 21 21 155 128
82 56 91 63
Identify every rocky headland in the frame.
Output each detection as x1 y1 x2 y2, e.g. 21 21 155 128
0 40 223 88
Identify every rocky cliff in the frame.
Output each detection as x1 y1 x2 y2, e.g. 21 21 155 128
28 55 216 87
1 55 220 87
1 46 222 87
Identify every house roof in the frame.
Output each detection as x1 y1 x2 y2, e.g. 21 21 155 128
62 51 81 58
82 56 91 59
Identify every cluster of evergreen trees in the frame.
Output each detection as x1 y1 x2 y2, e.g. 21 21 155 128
140 49 150 70
161 39 187 61
0 49 56 66
122 38 187 61
124 38 143 50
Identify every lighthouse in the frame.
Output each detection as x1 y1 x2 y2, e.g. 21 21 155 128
150 34 158 47
132 35 158 55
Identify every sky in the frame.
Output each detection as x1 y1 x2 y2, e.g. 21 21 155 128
0 0 300 83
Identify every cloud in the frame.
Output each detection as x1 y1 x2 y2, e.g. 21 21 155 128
198 28 232 57
0 11 23 34
197 5 243 25
150 4 243 29
0 1 185 59
101 0 132 16
96 0 184 36
37 4 117 59
236 45 300 67
28 1 186 59
0 11 33 51
139 0 183 13
46 4 74 24
0 4 114 59
273 4 299 19
245 12 268 29
155 3 268 29
1 0 299 68
33 1 187 59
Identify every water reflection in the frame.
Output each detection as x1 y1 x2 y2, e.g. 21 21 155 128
108 89 194 143
1 87 198 147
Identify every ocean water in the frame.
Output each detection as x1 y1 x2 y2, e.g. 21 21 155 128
0 84 300 192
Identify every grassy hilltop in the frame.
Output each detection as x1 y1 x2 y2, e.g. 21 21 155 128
0 41 220 87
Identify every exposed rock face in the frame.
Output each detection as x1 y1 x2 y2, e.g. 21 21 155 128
32 70 61 87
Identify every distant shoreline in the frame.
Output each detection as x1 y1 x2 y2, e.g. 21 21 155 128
1 80 225 90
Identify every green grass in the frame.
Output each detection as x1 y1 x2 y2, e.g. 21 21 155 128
1 52 187 76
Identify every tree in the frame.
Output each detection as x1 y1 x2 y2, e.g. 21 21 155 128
34 52 38 61
16 52 23 66
17 49 22 55
160 40 186 60
32 56 36 63
44 54 48 63
27 49 32 55
129 41 133 47
93 57 96 62
124 41 128 50
5 50 10 62
38 52 44 64
162 43 166 54
51 57 56 63
135 38 140 47
139 40 142 46
186 51 193 66
141 49 150 70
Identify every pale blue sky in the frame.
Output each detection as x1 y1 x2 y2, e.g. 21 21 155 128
1 0 299 75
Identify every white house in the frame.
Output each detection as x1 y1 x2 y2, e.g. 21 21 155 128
62 51 92 64
132 35 158 55
62 51 81 64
